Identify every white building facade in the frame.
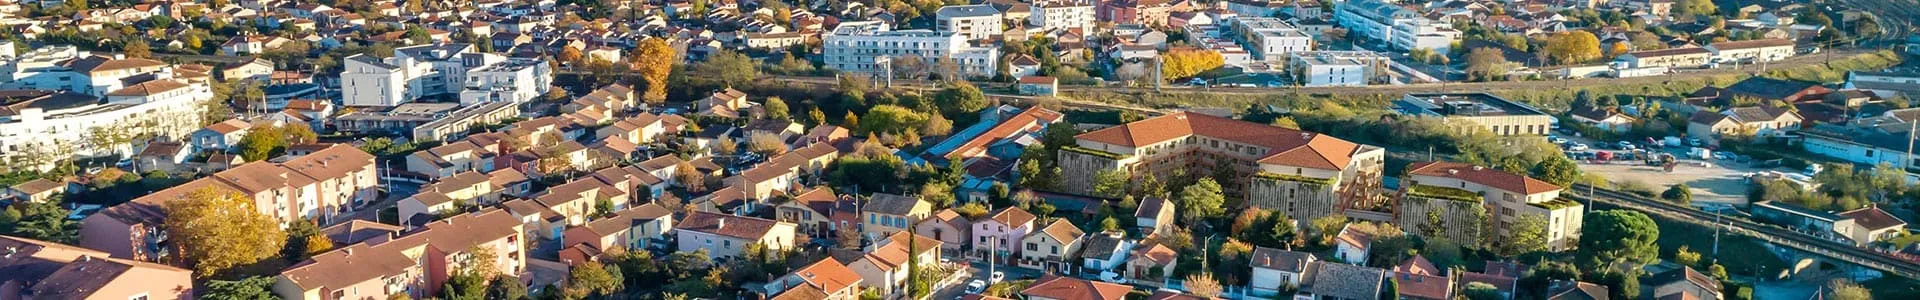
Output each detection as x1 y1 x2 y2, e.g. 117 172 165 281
823 21 1001 79
458 59 553 105
341 43 513 107
1234 17 1315 62
935 5 1003 41
1029 0 1096 32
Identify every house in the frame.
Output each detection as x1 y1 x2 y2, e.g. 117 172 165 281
1648 266 1722 300
136 141 192 172
674 211 798 260
0 236 194 300
1614 47 1712 69
1134 197 1175 235
1333 224 1372 264
1020 275 1132 300
862 193 933 240
696 88 758 119
914 209 972 255
1546 280 1610 300
1077 231 1134 275
776 187 849 237
1 178 68 203
1751 201 1907 247
316 220 403 247
1705 38 1794 63
1250 247 1317 294
274 209 525 300
1300 262 1388 300
1124 242 1177 286
560 203 675 257
1016 76 1059 96
847 232 943 298
1570 107 1637 133
1392 256 1453 300
1686 106 1804 144
971 207 1038 260
1019 218 1086 273
190 119 255 152
767 258 864 300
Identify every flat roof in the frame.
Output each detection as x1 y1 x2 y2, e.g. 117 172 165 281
1400 93 1548 117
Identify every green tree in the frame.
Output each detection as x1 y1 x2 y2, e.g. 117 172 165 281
861 105 930 135
763 96 790 120
1578 210 1660 268
1464 48 1511 81
1663 184 1693 205
565 262 623 298
165 187 288 277
1091 169 1129 198
486 276 529 300
935 82 989 116
1544 31 1603 65
124 40 152 59
1531 157 1582 187
1596 270 1641 300
237 125 288 161
693 50 759 88
1178 178 1227 226
201 276 279 300
1674 245 1703 267
808 107 828 126
1463 282 1502 300
1498 214 1550 257
1828 279 1870 300
921 182 956 209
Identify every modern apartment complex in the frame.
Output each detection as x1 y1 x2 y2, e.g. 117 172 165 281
822 21 999 78
1029 0 1097 32
1393 93 1555 136
935 4 1003 41
1057 112 1386 221
457 58 553 105
0 50 211 170
1396 161 1583 251
1287 51 1390 87
343 43 547 107
1234 17 1314 62
1334 0 1460 53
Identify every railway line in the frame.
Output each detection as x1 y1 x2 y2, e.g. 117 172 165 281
1569 184 1920 279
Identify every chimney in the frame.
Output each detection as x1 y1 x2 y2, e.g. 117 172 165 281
1448 169 1459 175
717 218 726 229
1472 165 1483 171
344 249 353 256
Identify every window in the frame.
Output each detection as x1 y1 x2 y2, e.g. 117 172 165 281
129 294 148 300
1027 243 1038 251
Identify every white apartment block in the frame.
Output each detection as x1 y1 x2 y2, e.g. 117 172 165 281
1234 17 1315 62
458 58 552 105
936 5 1004 41
1029 0 1096 32
341 43 510 107
0 54 208 170
0 46 173 97
1288 51 1389 87
1335 0 1460 54
823 21 1001 78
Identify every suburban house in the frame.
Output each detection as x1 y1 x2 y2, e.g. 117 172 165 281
914 209 973 255
1134 197 1175 236
0 236 195 300
396 171 501 227
1569 106 1637 133
560 203 675 258
1334 224 1373 264
1124 242 1177 286
847 232 943 298
1687 106 1804 144
405 139 503 179
189 118 255 152
1020 275 1132 300
1649 266 1723 300
1077 232 1135 275
766 258 864 300
1393 256 1455 300
1250 247 1318 294
2 178 69 203
273 209 525 300
972 207 1038 261
1019 218 1087 273
776 187 850 237
1752 201 1907 247
862 193 934 240
1299 262 1388 300
674 211 799 260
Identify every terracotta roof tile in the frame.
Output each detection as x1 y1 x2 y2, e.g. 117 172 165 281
1405 161 1562 195
1077 112 1366 170
1020 275 1132 300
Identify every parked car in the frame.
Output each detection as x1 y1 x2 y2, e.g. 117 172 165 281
1568 143 1590 151
965 280 987 294
1616 141 1636 150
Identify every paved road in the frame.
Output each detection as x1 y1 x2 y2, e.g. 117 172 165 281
1568 185 1920 279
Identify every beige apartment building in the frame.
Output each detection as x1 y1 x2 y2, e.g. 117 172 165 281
1057 112 1385 221
1396 161 1584 251
274 209 526 300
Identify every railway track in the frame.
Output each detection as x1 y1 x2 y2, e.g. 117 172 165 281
1569 184 1920 279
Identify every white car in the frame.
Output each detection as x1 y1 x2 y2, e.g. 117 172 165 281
1099 271 1127 284
965 280 987 294
1568 143 1590 151
989 272 1005 284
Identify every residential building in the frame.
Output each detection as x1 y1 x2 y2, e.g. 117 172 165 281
1334 0 1459 53
674 211 798 260
1019 219 1086 273
342 43 515 107
1249 247 1317 294
332 102 462 136
1288 51 1389 87
1751 201 1907 246
1 178 67 203
1648 267 1722 300
1029 0 1096 32
766 259 864 300
1392 256 1453 300
1099 0 1189 26
1614 47 1712 68
863 193 933 240
457 58 552 105
1800 115 1920 171
1133 197 1175 235
1394 93 1554 136
0 46 173 96
0 81 209 169
190 119 257 152
1334 224 1372 264
1057 112 1386 222
1078 232 1134 275
1125 242 1177 286
1020 276 1132 300
823 21 1000 78
561 203 675 254
1397 161 1584 251
413 100 523 142
915 209 971 255
1546 280 1610 300
776 187 851 237
847 232 942 298
1569 107 1637 133
82 145 379 262
1016 76 1059 96
405 137 504 179
1705 38 1794 63
273 209 525 300
971 207 1038 260
0 236 194 300
1235 17 1314 61
936 5 1003 40
1686 106 1804 144
396 171 502 227
1299 262 1388 300
1843 71 1920 99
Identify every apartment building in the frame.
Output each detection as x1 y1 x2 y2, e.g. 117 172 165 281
1396 161 1583 251
0 56 210 170
1615 47 1713 69
0 47 172 97
823 21 1000 78
457 58 552 105
1099 0 1189 27
1234 17 1314 62
1334 0 1459 53
1706 38 1795 63
935 4 1003 41
81 144 380 262
1394 93 1554 136
0 236 195 300
1057 112 1385 221
274 209 526 300
341 43 508 107
1287 51 1390 87
972 207 1038 260
1029 0 1096 32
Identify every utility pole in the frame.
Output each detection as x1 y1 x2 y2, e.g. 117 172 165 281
1906 116 1917 172
876 55 894 89
1153 55 1163 93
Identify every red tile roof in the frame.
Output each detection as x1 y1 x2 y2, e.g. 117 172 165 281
1838 206 1906 231
1077 112 1366 170
1020 275 1132 300
787 258 862 295
1405 161 1562 195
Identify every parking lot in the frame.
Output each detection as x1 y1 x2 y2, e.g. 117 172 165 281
1556 134 1791 207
